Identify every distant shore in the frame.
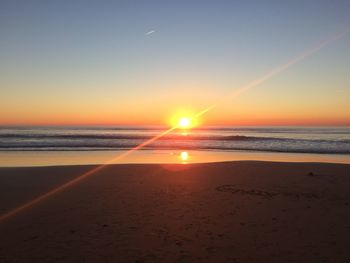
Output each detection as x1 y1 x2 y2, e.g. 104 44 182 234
1 161 350 262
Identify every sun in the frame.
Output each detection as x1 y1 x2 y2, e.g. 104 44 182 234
178 117 191 129
169 110 200 129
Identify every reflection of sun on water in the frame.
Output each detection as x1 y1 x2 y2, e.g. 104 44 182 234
180 151 189 163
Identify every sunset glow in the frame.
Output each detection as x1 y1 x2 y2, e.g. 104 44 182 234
178 117 191 129
1 3 350 263
1 1 349 127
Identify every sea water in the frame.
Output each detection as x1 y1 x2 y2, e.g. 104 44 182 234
0 126 349 166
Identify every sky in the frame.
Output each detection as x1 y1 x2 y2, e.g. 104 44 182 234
0 0 350 126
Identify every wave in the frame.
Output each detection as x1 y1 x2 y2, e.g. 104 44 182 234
0 146 349 154
0 133 259 140
0 140 349 154
1 126 349 154
1 133 349 143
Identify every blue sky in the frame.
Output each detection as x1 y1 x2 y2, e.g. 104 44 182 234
1 0 349 125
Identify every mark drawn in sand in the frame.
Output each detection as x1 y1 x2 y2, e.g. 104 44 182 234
216 185 321 200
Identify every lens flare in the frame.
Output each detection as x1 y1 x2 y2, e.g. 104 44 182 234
1 28 348 224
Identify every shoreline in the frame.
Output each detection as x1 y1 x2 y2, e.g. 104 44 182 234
1 161 350 262
1 149 350 167
1 159 350 169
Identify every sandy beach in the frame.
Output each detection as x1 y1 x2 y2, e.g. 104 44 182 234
2 1 350 262
0 161 350 262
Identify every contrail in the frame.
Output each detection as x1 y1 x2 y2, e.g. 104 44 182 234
145 30 156 36
0 27 349 223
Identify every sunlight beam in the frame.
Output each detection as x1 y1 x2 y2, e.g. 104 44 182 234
1 27 349 224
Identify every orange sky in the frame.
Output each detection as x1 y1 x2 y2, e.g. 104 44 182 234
1 1 350 127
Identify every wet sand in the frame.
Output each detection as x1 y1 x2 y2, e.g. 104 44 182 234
0 161 350 262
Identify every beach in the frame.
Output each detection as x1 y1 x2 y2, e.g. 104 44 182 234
2 0 350 262
1 161 350 262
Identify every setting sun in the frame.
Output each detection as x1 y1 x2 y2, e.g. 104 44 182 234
178 117 191 129
1 2 350 262
169 109 203 129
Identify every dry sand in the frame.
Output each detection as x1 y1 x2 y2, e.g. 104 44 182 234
0 161 350 262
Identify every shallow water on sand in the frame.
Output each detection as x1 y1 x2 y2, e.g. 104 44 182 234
0 149 349 167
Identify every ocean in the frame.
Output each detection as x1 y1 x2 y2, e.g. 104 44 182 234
0 126 349 166
1 126 349 153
